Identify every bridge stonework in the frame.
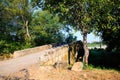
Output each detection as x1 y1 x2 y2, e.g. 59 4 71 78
13 44 69 65
13 44 52 58
40 45 68 65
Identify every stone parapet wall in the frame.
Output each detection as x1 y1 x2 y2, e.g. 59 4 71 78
13 44 68 66
40 45 68 65
0 44 72 76
13 44 52 58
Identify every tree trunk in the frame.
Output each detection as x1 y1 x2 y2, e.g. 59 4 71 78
25 20 31 40
82 30 89 65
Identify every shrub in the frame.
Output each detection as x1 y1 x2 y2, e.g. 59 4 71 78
0 40 32 55
89 48 120 70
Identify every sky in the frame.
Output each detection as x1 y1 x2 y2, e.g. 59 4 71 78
61 26 101 43
74 31 101 43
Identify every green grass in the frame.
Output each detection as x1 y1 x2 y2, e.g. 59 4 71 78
88 42 104 47
83 64 119 72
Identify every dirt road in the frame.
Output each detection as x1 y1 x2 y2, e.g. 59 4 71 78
0 50 48 76
5 64 120 80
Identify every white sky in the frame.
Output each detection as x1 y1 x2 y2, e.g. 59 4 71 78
74 31 101 43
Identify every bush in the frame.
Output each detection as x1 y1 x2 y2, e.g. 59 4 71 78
0 40 32 54
89 48 120 70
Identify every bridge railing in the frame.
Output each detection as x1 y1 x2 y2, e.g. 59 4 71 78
39 45 68 65
13 44 52 58
13 43 67 58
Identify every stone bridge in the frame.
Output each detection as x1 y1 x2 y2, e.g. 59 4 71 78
0 44 69 76
0 41 106 76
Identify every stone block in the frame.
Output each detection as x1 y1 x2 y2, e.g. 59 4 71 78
71 62 83 71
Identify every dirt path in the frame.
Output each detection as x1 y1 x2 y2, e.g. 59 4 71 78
1 63 120 80
0 50 48 76
0 55 120 80
28 65 120 80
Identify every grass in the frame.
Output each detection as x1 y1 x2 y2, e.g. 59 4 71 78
88 42 102 47
87 64 120 75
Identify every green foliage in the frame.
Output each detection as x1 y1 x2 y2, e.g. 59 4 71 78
0 0 69 54
0 40 32 54
86 0 120 68
89 49 120 70
40 0 94 32
31 10 65 46
0 0 34 54
84 64 109 70
83 64 99 70
92 0 120 53
102 28 120 52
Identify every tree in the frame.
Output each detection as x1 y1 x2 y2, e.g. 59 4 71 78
31 10 65 45
0 0 38 53
93 0 120 52
32 10 77 46
39 0 95 64
0 0 76 54
0 0 19 53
